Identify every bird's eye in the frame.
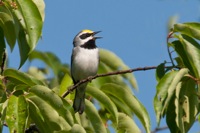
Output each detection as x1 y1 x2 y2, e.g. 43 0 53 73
80 33 91 39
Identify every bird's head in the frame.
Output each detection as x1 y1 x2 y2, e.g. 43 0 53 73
73 29 102 47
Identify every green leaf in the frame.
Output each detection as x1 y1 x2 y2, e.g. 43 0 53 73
29 50 62 75
108 94 132 117
28 96 71 132
10 0 44 68
3 68 45 86
32 0 45 22
166 94 178 133
16 0 43 51
155 63 166 82
0 100 7 132
162 68 189 115
169 41 192 72
100 49 138 90
178 35 200 78
28 100 51 133
85 99 107 133
28 85 74 126
117 113 140 133
175 78 198 132
27 66 46 80
0 12 16 50
166 78 199 133
94 59 133 94
6 95 28 133
174 22 200 40
59 73 73 96
100 83 151 133
167 15 179 33
154 71 178 125
70 124 86 133
174 82 185 133
17 27 31 68
86 86 118 124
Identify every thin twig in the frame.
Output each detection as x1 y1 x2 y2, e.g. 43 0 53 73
151 118 199 133
167 31 175 67
62 65 177 98
151 126 168 133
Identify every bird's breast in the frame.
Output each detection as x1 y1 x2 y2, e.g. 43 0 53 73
72 48 99 81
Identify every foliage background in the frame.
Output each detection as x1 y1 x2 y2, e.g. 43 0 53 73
3 0 200 132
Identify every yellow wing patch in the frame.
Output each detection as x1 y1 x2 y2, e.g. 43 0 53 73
82 29 94 33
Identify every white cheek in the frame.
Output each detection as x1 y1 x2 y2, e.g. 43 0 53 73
81 36 93 45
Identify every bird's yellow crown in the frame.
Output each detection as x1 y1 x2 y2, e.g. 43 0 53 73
82 29 94 33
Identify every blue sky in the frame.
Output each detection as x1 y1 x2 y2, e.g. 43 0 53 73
5 0 200 132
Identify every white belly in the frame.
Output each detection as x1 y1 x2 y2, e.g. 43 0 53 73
71 47 99 81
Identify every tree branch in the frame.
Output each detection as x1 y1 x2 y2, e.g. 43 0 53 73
62 65 177 98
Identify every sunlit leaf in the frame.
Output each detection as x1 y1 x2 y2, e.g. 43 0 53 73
86 86 118 124
28 100 50 133
70 124 86 133
8 0 44 68
117 113 140 133
167 15 179 32
28 85 74 126
78 113 94 133
100 49 138 90
174 22 200 40
0 100 7 132
32 0 45 22
3 68 45 86
16 0 43 51
59 73 73 96
29 50 62 75
176 78 198 132
162 68 189 114
178 35 200 78
100 83 151 133
27 67 46 80
174 82 184 133
6 95 28 133
85 99 107 133
154 71 178 125
108 94 132 117
166 77 199 133
28 95 71 131
94 60 133 94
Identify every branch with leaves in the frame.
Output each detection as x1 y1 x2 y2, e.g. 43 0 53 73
62 65 178 98
0 0 200 131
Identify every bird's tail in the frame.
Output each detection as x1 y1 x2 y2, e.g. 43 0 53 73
73 85 86 114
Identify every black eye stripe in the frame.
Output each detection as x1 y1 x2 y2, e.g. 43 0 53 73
79 33 92 39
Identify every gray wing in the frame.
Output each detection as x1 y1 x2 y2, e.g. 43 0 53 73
71 49 77 84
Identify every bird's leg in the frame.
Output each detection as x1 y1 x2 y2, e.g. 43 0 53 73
87 76 94 83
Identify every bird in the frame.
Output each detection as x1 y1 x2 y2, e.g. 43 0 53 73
71 29 101 114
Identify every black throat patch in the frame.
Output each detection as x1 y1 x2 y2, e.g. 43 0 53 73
80 39 97 49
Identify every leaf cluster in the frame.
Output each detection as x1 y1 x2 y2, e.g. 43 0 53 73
154 23 200 133
0 1 151 131
0 0 44 68
0 48 151 133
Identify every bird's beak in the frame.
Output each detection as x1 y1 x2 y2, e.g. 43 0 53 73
93 31 102 39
